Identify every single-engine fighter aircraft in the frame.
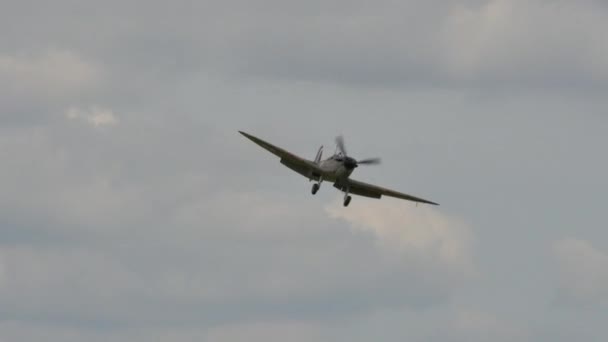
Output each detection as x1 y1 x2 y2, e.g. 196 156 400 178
239 131 438 207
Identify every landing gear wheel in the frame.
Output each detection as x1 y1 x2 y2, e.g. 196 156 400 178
343 195 352 207
311 183 320 195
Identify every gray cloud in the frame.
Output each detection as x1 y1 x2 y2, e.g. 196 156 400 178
1 0 608 341
3 1 607 91
0 113 471 334
209 0 608 89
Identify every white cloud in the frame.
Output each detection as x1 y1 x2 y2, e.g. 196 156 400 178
0 49 101 96
66 106 119 127
203 0 608 88
553 238 608 305
440 0 608 84
326 198 475 275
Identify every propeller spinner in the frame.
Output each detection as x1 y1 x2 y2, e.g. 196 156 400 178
335 135 381 169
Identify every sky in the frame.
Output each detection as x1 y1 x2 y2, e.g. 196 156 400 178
1 0 608 341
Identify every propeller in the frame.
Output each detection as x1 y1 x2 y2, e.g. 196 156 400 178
335 135 381 169
357 157 381 165
335 135 347 156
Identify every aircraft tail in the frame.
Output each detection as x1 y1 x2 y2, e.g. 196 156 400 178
314 145 323 164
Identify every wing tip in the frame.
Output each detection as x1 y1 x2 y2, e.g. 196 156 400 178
421 199 439 206
238 130 256 141
416 200 439 206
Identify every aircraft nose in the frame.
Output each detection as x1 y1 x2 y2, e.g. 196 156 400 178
344 157 358 169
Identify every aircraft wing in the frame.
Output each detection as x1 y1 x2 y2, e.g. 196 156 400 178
338 178 439 205
239 131 324 180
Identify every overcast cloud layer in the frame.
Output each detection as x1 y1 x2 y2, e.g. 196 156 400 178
1 0 608 341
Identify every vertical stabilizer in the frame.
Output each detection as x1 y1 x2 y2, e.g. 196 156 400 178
314 145 323 164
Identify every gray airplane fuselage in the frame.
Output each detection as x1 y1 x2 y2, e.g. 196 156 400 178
317 155 355 182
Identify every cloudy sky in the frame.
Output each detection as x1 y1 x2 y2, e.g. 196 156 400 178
1 0 608 341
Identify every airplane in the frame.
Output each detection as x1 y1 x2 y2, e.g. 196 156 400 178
239 131 438 207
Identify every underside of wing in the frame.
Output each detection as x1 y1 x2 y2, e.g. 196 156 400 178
339 178 439 205
239 131 323 179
